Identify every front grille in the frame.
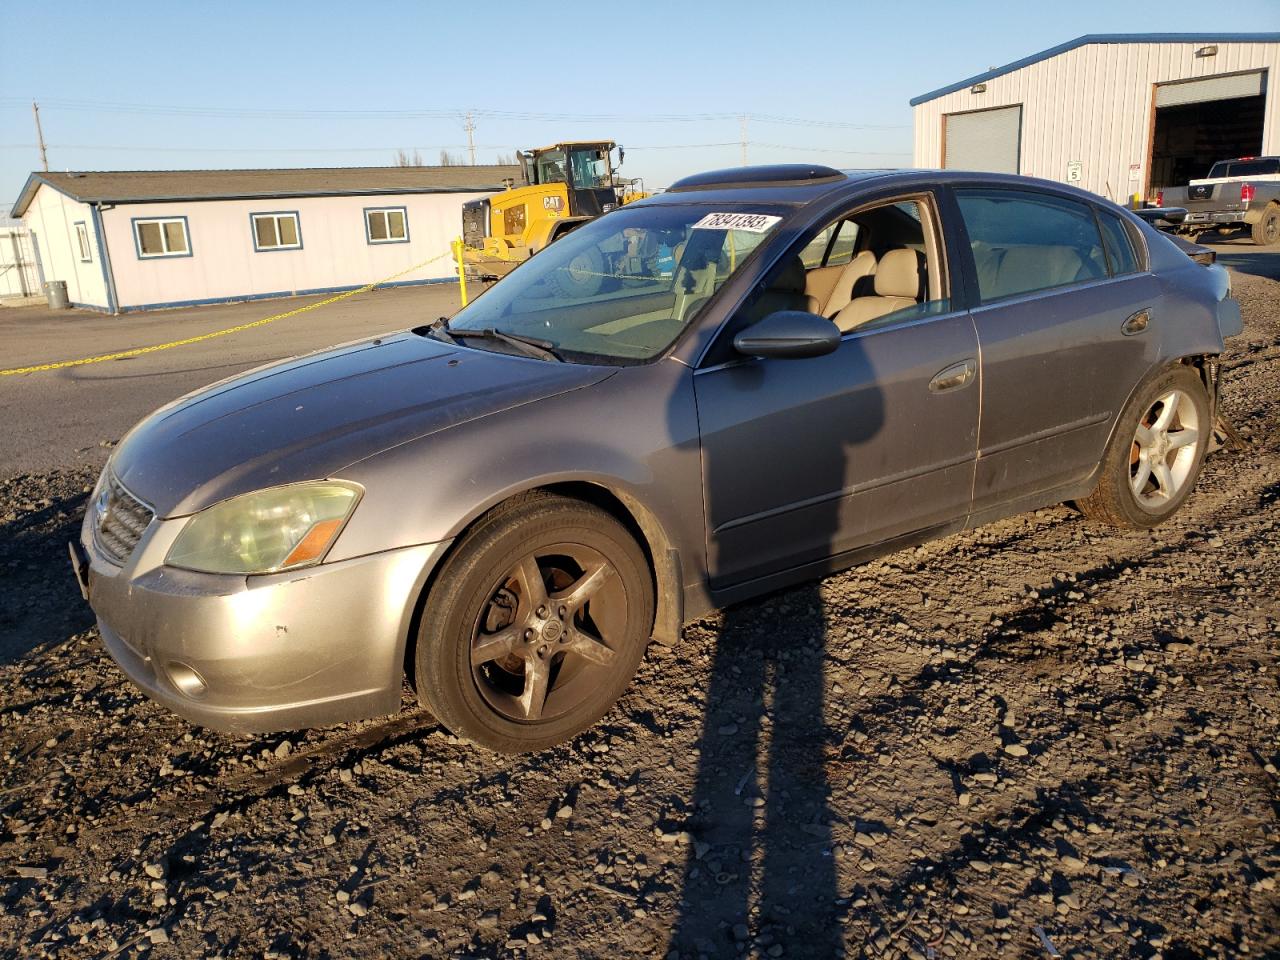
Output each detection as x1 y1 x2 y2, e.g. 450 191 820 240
93 474 154 566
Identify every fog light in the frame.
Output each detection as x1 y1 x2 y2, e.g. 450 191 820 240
165 661 208 700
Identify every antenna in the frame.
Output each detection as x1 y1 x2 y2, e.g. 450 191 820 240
464 111 476 166
32 101 48 172
739 114 748 166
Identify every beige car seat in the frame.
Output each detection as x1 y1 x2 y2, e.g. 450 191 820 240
992 246 1085 298
833 249 923 332
820 250 877 318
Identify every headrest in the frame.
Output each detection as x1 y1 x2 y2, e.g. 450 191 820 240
768 256 808 295
874 249 923 300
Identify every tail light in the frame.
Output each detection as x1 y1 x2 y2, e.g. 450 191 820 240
1156 190 1164 206
1241 183 1255 203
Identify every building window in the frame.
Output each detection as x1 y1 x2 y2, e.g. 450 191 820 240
251 212 302 251
365 207 408 244
134 217 191 258
74 221 92 262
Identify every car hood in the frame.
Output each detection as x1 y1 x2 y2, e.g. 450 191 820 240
110 332 612 517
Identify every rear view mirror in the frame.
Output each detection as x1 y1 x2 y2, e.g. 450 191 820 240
733 311 841 359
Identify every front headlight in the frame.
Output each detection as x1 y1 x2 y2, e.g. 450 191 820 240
166 481 361 575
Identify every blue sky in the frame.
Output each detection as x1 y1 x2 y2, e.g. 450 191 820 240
2 0 1277 208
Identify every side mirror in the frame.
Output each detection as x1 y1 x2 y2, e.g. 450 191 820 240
733 311 841 359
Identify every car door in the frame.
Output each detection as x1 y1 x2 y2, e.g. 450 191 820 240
953 187 1164 514
694 193 980 591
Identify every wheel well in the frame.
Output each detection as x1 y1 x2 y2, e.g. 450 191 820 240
401 482 683 690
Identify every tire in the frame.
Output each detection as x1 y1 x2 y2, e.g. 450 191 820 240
1250 203 1280 246
552 246 606 299
1078 365 1211 529
414 494 653 753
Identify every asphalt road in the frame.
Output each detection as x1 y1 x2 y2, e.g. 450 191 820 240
0 283 468 478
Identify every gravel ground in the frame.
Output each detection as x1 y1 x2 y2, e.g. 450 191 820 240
1 272 1278 960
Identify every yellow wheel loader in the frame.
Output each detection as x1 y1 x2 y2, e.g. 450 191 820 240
461 141 647 280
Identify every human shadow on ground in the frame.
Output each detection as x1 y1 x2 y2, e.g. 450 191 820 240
665 251 886 958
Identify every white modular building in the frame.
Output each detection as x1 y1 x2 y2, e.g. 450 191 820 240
10 165 519 313
911 33 1280 203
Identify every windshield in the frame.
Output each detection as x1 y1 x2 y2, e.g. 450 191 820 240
569 148 611 189
448 204 785 363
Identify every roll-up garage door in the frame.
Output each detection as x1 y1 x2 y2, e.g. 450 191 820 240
944 106 1022 174
1155 70 1266 108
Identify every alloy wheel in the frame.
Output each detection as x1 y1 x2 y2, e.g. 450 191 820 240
1129 388 1201 509
469 544 624 723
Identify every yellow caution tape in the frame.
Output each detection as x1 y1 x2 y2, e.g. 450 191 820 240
1 251 453 376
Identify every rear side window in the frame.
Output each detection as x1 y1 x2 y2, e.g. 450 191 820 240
956 189 1107 303
1097 211 1142 276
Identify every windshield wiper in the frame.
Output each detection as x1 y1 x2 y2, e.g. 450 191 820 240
418 316 458 345
455 327 564 362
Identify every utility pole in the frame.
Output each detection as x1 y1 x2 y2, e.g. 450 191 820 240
739 114 748 166
464 111 476 166
32 101 48 171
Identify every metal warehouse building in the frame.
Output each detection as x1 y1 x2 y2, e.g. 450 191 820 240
10 165 517 313
912 33 1280 204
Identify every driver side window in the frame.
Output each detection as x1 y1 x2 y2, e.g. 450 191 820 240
801 196 949 334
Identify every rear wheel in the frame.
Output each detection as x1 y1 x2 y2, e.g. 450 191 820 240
1251 203 1280 246
414 495 653 753
1078 365 1210 529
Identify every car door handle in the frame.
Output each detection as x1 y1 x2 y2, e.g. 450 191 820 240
1122 309 1151 336
929 359 977 393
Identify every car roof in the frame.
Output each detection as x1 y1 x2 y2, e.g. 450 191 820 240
635 166 1133 212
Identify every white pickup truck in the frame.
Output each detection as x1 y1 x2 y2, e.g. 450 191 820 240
1157 156 1280 246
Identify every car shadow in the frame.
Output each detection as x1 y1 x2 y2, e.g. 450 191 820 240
1205 247 1280 282
0 470 97 665
665 271 885 956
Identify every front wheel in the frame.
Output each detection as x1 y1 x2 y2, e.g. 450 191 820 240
414 494 653 753
1078 365 1210 529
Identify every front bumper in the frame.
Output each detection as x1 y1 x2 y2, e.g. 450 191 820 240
79 515 449 734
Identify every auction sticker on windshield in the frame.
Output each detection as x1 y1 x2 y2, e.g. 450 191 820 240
691 212 782 233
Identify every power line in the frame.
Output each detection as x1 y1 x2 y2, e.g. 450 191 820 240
0 143 507 154
2 141 739 153
0 97 909 130
1 140 906 158
750 142 909 157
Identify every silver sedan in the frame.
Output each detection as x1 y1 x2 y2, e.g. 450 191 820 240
73 165 1242 752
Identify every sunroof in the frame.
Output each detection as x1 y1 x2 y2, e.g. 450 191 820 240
668 164 845 191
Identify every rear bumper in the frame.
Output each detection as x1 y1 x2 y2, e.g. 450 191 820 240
1177 209 1257 228
80 516 449 734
